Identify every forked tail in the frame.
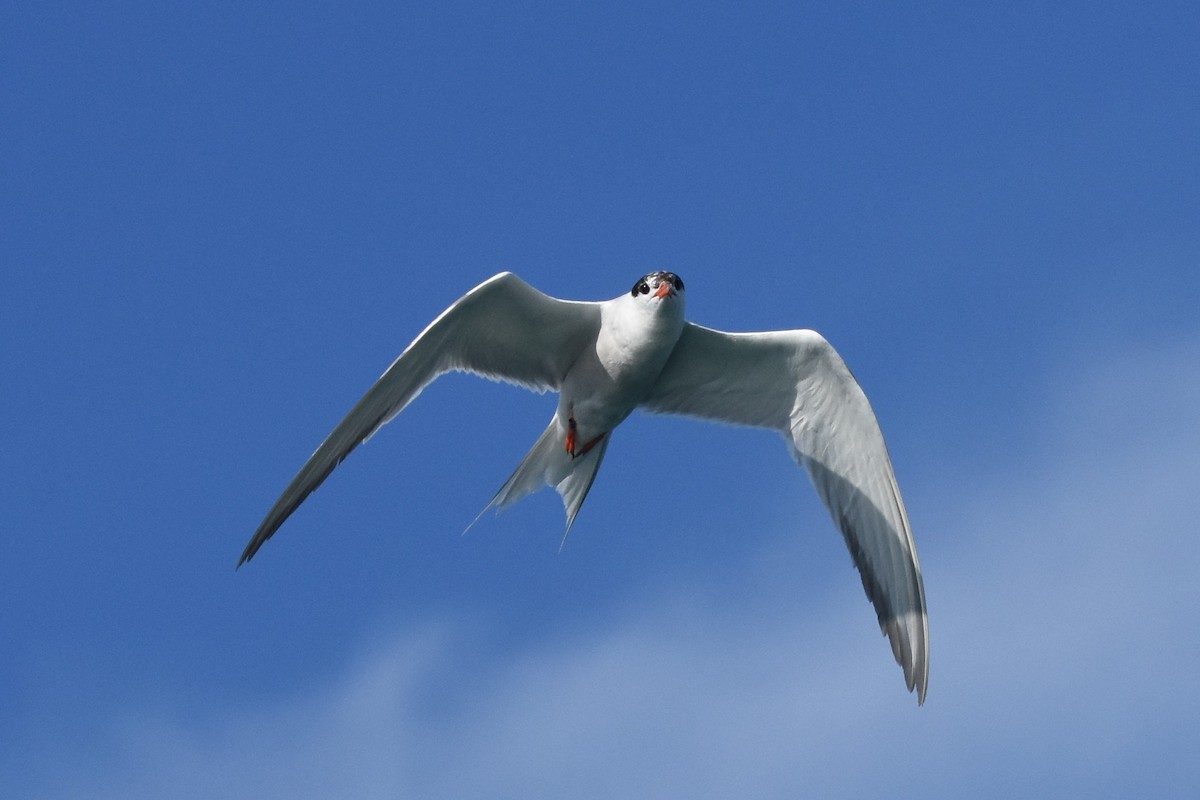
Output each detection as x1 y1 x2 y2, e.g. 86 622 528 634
470 417 612 542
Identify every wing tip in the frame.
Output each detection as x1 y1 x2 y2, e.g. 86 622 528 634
885 610 929 706
877 607 928 705
913 662 929 706
236 509 290 569
908 644 929 706
236 532 267 569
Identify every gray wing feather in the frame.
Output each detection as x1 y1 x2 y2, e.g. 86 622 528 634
239 273 601 566
642 323 929 704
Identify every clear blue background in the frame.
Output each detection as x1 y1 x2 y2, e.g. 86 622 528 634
4 2 1198 797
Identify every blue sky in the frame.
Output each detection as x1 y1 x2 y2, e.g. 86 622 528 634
3 1 1199 796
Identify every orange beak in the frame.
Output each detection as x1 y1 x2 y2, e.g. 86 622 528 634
655 281 672 298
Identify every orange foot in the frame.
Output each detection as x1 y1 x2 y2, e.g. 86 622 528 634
565 416 605 459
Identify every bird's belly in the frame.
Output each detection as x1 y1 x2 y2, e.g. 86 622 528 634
559 348 669 438
566 385 639 436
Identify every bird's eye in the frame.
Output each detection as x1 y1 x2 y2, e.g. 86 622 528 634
632 280 649 297
673 276 684 291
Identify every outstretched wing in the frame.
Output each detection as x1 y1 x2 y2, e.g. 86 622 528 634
239 272 601 566
642 323 928 704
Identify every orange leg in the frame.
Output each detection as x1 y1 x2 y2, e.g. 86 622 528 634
565 415 605 459
565 416 578 455
574 431 606 458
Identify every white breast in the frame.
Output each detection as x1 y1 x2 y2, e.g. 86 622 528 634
560 292 686 436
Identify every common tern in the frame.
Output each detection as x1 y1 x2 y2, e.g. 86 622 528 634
239 271 929 704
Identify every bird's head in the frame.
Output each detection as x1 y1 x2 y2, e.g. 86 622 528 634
630 271 685 307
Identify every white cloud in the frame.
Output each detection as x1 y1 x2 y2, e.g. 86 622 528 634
46 332 1200 799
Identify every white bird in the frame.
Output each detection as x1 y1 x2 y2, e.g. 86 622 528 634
239 271 929 704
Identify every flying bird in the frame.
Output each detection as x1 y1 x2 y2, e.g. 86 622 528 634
239 272 929 704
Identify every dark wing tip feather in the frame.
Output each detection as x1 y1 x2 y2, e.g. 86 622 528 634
236 456 340 568
237 408 387 568
812 461 928 704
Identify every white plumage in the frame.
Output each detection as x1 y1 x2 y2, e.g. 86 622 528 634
240 271 928 704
